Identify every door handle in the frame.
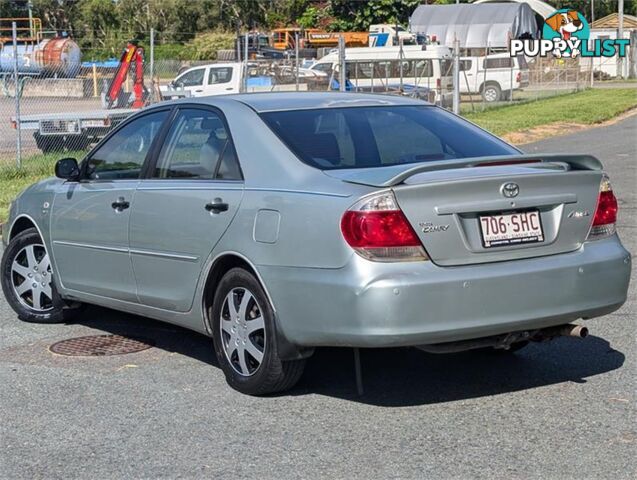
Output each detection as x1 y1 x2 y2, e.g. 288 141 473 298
194 89 204 93
111 197 130 212
205 198 229 214
225 87 234 91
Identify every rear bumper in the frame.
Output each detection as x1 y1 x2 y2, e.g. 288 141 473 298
259 236 631 348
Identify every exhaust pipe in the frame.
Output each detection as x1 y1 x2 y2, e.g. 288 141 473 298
538 323 588 340
564 324 588 338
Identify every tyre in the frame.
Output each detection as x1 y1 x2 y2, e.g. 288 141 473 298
217 49 236 61
1 228 82 323
34 132 56 153
64 135 89 152
482 83 502 103
211 267 306 395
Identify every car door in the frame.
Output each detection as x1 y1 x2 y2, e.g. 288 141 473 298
174 67 207 97
205 66 239 95
50 109 169 302
129 106 244 312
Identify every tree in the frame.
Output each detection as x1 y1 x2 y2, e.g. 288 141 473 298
328 0 422 31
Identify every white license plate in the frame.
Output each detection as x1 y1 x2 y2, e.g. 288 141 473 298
479 210 544 248
82 119 106 128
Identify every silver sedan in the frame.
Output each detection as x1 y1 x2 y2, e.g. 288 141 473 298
1 93 631 395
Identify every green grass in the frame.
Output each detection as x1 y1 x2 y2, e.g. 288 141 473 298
0 151 86 224
464 88 637 136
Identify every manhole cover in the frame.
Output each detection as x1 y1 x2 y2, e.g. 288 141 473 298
49 334 154 357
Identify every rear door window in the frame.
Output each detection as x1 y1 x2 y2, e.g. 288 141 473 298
208 67 233 85
153 108 241 180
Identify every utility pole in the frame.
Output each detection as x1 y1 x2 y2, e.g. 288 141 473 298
617 0 624 78
27 0 34 37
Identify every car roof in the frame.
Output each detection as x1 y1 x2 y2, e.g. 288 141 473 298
209 92 429 113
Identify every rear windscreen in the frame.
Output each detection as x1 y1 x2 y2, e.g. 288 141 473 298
261 106 518 170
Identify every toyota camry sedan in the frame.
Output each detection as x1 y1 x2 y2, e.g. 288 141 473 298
1 93 631 395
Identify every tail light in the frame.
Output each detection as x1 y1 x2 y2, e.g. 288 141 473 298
587 174 618 240
436 78 441 91
341 192 428 262
516 72 521 83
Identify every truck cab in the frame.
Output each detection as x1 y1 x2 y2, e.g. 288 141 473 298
369 24 416 47
163 63 242 98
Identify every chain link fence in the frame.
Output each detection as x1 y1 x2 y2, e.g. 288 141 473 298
0 28 622 176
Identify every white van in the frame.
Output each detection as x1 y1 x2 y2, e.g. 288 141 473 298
458 53 530 102
310 45 454 106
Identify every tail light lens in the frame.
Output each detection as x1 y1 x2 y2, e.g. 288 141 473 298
436 78 441 91
587 174 618 240
516 72 521 83
341 192 428 262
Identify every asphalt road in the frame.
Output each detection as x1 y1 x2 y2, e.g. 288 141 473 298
0 116 635 479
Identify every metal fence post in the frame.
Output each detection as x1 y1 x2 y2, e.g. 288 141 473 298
399 37 404 92
243 33 249 93
509 58 514 103
150 28 155 103
338 35 346 92
482 45 488 110
295 32 299 92
12 22 22 169
453 37 460 114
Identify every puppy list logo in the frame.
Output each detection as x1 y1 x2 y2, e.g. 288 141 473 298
511 9 630 59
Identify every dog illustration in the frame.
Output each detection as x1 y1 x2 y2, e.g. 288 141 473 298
545 10 584 57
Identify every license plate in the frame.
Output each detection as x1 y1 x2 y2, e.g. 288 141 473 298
479 210 544 248
82 119 106 128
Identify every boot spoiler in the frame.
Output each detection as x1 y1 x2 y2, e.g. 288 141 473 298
325 154 603 188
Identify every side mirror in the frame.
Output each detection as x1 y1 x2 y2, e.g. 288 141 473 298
55 157 80 180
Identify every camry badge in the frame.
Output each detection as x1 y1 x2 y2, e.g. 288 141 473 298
419 222 450 233
501 182 520 198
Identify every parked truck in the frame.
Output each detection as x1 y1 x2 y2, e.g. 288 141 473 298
10 41 146 153
458 52 530 102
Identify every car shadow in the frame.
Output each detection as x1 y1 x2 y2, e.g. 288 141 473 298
70 306 625 407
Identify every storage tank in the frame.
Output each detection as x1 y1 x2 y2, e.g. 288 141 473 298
0 37 81 77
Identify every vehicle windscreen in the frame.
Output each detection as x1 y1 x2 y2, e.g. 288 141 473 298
261 106 518 170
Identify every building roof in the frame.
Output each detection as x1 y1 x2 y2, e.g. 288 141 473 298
591 13 637 29
473 0 556 19
410 3 539 49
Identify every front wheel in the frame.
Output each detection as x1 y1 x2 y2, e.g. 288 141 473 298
211 268 305 395
1 228 82 323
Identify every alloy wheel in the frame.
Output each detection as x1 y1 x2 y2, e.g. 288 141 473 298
10 244 54 312
220 287 266 376
484 87 498 102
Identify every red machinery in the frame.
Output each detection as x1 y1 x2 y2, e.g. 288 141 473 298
105 41 148 109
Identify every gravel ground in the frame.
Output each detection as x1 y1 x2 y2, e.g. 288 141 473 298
0 116 635 479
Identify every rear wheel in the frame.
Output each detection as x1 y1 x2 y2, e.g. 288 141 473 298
482 83 502 103
1 228 83 323
211 268 305 395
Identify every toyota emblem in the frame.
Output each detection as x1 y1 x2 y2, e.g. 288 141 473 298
501 182 520 198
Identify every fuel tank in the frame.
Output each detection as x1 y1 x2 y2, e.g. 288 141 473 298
0 37 81 77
